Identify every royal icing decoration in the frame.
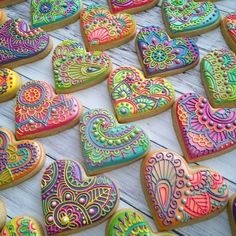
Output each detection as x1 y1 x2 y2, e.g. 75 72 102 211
0 68 21 103
173 93 236 162
0 128 45 190
41 160 119 235
136 26 199 77
15 80 82 140
108 66 175 122
31 0 82 30
162 0 220 37
79 109 150 174
142 149 229 231
0 19 52 67
228 194 236 235
53 40 112 93
80 4 136 51
201 49 236 108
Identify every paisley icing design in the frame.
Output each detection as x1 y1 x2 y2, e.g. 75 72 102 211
142 149 229 231
136 26 199 77
173 93 236 162
0 68 21 103
228 193 236 235
15 80 83 140
0 0 25 8
162 0 221 37
31 0 83 31
0 19 52 68
53 40 112 93
201 49 236 108
79 109 150 174
41 160 119 235
80 4 136 51
0 128 45 190
108 66 175 122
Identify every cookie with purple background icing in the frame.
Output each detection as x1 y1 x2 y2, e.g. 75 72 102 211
228 193 236 235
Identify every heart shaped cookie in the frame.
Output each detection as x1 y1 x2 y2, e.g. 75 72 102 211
53 40 112 93
0 128 45 190
41 160 119 235
0 68 21 103
136 26 199 77
172 93 236 162
31 0 83 31
79 109 150 174
0 201 6 230
142 149 229 231
80 4 136 51
15 80 83 140
0 19 53 69
162 0 221 37
108 66 175 122
0 0 25 7
228 193 236 235
201 49 236 108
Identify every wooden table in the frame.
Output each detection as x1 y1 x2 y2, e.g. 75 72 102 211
0 0 236 235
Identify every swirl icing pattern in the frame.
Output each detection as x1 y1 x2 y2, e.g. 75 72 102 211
173 93 236 162
228 193 236 235
15 80 83 140
80 4 136 51
53 40 112 93
79 109 150 174
162 0 220 37
142 149 229 231
108 66 175 122
41 160 119 235
136 26 199 77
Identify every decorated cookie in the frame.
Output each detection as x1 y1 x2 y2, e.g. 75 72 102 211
142 149 229 231
0 216 44 235
201 49 236 108
0 69 22 103
80 4 136 51
53 40 112 93
172 93 236 162
221 12 236 53
228 193 236 235
31 0 83 31
162 0 221 37
15 80 83 140
136 26 199 77
0 0 25 7
79 109 150 174
41 160 119 235
108 66 175 122
0 201 6 230
0 19 53 68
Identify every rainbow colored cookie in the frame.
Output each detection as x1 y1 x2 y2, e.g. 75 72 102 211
201 49 236 108
162 0 221 37
0 201 6 230
172 93 236 162
0 128 45 190
79 109 150 174
31 0 83 31
142 149 229 231
0 68 21 103
41 160 119 235
53 40 112 93
80 4 136 51
228 193 236 235
108 66 175 122
0 19 52 68
136 26 199 77
15 80 83 140
0 0 25 7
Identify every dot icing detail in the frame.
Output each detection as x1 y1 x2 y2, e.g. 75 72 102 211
41 160 119 235
79 109 150 174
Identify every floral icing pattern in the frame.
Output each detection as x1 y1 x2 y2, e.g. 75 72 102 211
201 49 236 108
136 26 199 77
15 80 82 140
228 193 236 235
173 93 236 162
79 109 150 174
162 0 220 37
53 40 112 93
108 66 175 122
41 160 119 235
80 4 136 51
142 150 229 231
